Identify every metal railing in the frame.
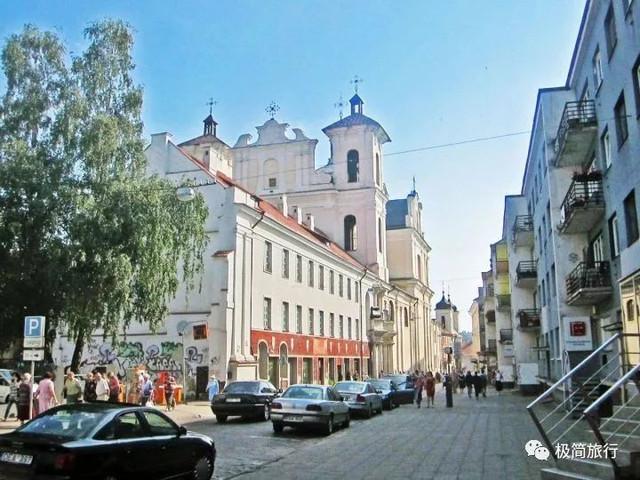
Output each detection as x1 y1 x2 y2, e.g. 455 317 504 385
565 261 611 298
486 339 497 353
500 329 513 343
527 333 640 466
518 309 541 329
584 362 640 477
513 214 534 233
560 177 604 228
555 100 597 155
516 260 537 279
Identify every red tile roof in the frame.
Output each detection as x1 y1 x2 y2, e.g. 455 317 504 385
171 142 365 271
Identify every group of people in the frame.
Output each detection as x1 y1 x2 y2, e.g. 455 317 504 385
410 371 437 408
454 368 504 399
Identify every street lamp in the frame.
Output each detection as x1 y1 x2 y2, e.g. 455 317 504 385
175 179 216 202
177 331 188 405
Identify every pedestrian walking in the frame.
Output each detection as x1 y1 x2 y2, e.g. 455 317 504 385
140 374 153 405
107 372 120 402
16 373 32 425
95 373 110 401
425 371 436 408
207 374 220 401
458 371 466 393
63 371 82 404
3 372 20 421
164 376 176 411
83 372 97 402
414 373 425 408
495 370 504 394
473 372 482 399
35 372 58 413
480 369 488 398
465 371 473 398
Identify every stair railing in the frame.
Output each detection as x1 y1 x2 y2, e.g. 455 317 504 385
527 333 623 461
583 362 640 478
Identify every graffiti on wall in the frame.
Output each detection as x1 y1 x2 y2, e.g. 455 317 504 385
80 339 208 382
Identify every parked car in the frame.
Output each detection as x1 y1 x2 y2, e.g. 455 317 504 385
270 384 350 435
381 374 415 404
367 378 399 410
211 380 279 423
0 402 216 480
0 376 10 404
334 381 383 418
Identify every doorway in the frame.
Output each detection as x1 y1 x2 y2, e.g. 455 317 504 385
289 357 297 385
195 366 209 400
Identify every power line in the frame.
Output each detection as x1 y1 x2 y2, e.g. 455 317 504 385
386 130 531 156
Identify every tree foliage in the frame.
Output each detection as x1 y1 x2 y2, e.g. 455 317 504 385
0 21 208 368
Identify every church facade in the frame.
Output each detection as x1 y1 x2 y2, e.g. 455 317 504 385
52 92 440 396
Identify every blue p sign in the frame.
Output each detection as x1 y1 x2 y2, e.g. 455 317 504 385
24 316 45 338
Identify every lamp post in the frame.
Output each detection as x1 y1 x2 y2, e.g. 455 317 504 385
178 331 188 405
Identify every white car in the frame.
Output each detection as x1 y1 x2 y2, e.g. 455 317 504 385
0 376 11 404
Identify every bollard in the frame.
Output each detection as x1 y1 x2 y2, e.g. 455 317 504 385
445 374 453 408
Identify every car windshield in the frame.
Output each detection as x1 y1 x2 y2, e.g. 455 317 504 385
224 382 259 394
282 386 324 400
384 376 409 386
18 408 106 439
335 382 364 393
368 380 391 389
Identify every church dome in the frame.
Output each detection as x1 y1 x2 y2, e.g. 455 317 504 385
435 294 451 310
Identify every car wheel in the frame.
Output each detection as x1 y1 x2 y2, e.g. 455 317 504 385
324 415 334 435
261 405 270 421
365 405 373 418
273 421 284 433
215 415 227 423
343 413 350 428
191 455 213 480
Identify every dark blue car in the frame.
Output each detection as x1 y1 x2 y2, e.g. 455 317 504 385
367 379 399 409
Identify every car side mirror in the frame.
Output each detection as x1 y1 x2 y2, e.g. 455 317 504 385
375 389 382 394
177 426 187 437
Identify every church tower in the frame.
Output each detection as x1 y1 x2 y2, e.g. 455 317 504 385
321 90 391 278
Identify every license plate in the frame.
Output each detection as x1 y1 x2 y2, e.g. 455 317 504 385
226 398 241 403
0 452 33 465
284 415 303 422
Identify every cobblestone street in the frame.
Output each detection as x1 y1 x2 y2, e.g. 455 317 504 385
181 389 547 480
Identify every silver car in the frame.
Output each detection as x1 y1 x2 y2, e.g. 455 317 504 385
335 381 383 418
270 384 350 435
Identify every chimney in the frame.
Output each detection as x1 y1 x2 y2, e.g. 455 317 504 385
280 195 288 216
306 213 315 231
150 132 173 147
294 206 303 224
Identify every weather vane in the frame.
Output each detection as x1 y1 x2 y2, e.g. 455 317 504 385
206 97 217 115
350 75 363 94
334 94 345 119
265 101 280 119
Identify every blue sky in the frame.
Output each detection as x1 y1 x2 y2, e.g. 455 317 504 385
1 0 586 330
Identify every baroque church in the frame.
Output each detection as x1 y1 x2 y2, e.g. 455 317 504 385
53 90 442 397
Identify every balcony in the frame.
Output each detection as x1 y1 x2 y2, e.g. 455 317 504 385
499 329 513 344
554 100 597 167
496 294 511 311
516 261 537 288
565 261 612 306
512 215 534 247
485 309 496 323
517 309 541 330
559 174 605 234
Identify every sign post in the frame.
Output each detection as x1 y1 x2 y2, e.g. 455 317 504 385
24 316 46 420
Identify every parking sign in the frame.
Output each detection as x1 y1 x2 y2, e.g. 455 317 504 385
24 316 46 348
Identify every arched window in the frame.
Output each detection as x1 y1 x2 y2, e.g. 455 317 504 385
417 254 422 281
404 307 409 327
375 153 381 186
441 315 446 329
258 342 269 380
378 218 383 253
627 299 636 322
389 301 395 322
279 344 288 382
344 215 357 251
347 150 359 183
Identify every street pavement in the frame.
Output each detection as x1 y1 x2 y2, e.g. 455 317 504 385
181 388 548 480
0 388 548 480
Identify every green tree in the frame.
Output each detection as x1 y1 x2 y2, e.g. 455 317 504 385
0 21 208 370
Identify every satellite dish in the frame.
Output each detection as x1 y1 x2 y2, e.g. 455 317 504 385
176 320 189 335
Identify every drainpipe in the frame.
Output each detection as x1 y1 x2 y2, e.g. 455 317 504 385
248 209 266 375
359 267 368 376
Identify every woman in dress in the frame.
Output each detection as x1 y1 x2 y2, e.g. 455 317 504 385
495 370 504 394
425 371 436 408
35 372 58 414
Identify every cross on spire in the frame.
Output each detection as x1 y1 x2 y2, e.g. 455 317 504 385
334 94 345 120
412 176 416 192
350 75 363 94
206 97 217 115
265 101 280 119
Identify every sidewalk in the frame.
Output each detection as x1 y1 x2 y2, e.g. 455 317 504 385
0 400 214 434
